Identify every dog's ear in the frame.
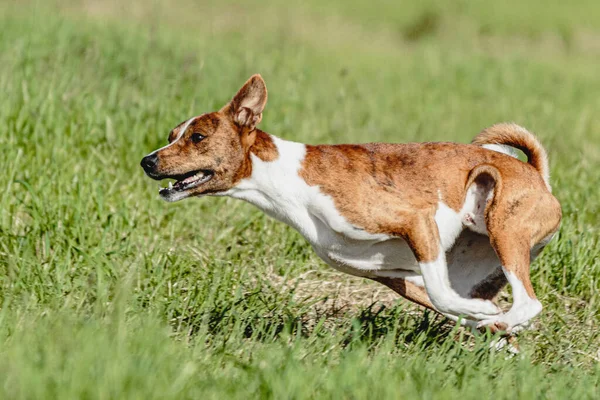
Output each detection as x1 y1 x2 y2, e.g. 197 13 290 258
221 74 268 131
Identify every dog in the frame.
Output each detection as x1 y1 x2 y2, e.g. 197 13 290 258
141 74 561 333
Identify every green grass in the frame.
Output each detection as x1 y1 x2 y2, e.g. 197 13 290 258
0 0 599 398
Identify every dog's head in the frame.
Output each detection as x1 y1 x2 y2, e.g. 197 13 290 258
140 74 268 201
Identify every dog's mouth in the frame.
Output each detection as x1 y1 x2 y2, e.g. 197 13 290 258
158 169 214 199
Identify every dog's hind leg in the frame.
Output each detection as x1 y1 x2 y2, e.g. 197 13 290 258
476 236 540 331
477 192 561 332
373 274 480 328
403 211 502 321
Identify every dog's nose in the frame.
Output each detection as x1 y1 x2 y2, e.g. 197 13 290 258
140 153 158 172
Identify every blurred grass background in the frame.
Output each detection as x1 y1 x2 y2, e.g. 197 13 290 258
0 0 599 398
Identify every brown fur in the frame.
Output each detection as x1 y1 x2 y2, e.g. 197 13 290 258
373 277 436 311
251 130 279 162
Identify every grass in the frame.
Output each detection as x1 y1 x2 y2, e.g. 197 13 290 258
0 0 599 398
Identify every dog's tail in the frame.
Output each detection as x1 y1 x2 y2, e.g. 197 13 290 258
472 123 551 192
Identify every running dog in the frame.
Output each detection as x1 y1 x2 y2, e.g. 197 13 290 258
141 75 561 332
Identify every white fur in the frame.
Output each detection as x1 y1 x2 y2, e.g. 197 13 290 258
482 143 519 158
373 270 424 286
460 184 491 235
478 269 542 331
435 202 464 251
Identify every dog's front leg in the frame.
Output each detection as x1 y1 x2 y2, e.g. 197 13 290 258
404 212 502 321
373 274 479 329
373 274 435 311
419 253 501 320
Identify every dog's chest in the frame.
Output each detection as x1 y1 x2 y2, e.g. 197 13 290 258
295 194 417 276
230 170 418 277
256 194 419 276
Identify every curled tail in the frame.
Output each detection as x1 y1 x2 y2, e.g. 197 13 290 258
472 123 551 192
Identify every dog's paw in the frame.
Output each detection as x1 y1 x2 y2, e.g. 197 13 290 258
459 299 502 322
470 299 502 317
437 297 501 320
444 298 501 320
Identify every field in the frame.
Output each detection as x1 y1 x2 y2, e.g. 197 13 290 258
1 0 599 398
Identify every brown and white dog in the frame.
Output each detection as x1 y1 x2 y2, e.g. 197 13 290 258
141 75 561 333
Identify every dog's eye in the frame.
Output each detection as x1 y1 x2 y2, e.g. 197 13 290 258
191 133 205 143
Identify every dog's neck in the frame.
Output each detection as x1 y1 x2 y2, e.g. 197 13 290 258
226 131 311 229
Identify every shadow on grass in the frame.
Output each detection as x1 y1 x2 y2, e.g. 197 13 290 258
170 285 458 350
